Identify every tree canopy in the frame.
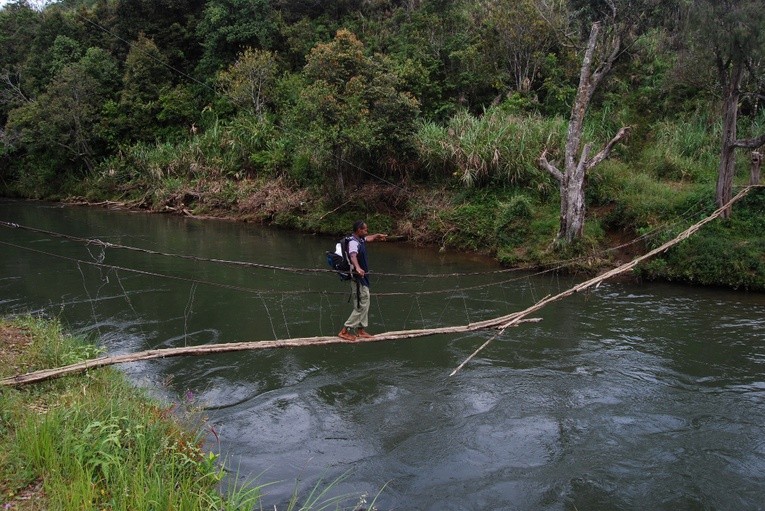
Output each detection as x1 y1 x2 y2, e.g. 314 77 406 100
0 0 763 216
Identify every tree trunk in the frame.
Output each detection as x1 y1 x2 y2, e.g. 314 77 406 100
560 162 587 242
752 151 762 185
715 65 742 217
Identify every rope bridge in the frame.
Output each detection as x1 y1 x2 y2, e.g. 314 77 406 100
1 186 759 387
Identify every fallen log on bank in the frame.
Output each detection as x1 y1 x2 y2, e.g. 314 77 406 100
1 186 758 387
1 318 543 387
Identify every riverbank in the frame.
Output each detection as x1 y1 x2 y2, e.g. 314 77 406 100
59 173 765 291
0 315 262 510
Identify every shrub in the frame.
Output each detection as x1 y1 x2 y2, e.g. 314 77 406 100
494 193 533 246
636 191 765 290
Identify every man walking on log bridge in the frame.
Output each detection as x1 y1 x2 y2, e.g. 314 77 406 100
338 220 387 341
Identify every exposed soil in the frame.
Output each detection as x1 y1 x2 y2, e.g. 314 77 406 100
0 479 46 511
0 324 33 379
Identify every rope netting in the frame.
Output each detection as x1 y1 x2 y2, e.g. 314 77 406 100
1 186 757 386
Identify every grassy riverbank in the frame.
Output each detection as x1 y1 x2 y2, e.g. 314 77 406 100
56 167 765 291
0 315 261 510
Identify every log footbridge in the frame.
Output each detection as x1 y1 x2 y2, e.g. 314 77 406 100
1 186 760 387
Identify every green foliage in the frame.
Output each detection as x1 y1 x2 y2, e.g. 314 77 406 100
0 315 101 375
109 0 205 71
196 0 281 75
79 47 121 93
689 0 765 68
444 199 499 251
474 0 563 97
93 111 289 196
438 188 543 256
636 191 765 290
49 34 82 76
278 16 334 70
5 51 116 185
217 47 279 117
494 193 533 246
606 29 676 123
538 53 577 116
384 2 493 119
112 33 173 143
495 196 561 266
19 6 84 96
156 84 203 141
0 2 39 73
281 29 419 192
637 112 720 183
588 155 717 234
588 161 709 231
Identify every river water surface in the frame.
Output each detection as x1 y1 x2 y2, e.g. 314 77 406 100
1 199 764 510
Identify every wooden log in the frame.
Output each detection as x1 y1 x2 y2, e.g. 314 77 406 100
0 319 542 387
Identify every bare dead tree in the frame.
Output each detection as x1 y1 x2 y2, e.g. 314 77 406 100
685 0 765 217
716 54 765 215
538 20 630 243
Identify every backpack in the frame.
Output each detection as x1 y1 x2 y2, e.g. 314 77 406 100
326 235 355 281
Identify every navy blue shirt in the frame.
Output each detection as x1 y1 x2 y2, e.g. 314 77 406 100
348 235 370 287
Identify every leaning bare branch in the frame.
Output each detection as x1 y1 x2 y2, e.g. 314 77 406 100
733 133 765 150
0 70 31 105
539 149 563 182
576 142 593 174
586 126 631 170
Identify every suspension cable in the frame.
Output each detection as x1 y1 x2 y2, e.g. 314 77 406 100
0 239 565 297
0 202 712 281
0 220 527 278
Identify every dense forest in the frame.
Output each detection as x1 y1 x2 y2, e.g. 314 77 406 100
1 0 764 289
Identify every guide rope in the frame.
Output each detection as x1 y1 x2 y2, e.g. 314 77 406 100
0 239 551 297
0 195 714 280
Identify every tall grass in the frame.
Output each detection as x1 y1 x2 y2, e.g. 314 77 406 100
637 111 721 182
95 114 287 191
414 105 565 193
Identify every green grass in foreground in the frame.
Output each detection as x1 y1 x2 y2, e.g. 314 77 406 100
0 315 263 510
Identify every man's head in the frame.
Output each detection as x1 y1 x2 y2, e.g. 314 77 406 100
352 220 368 236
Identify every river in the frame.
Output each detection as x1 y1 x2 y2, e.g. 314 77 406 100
1 198 764 510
